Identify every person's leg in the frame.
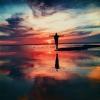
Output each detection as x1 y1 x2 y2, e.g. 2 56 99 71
56 41 58 50
55 38 58 50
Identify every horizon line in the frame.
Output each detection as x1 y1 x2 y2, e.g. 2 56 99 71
0 42 100 46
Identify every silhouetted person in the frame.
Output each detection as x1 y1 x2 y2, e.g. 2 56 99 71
55 53 60 71
54 33 59 50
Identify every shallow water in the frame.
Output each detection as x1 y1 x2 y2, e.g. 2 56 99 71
0 45 100 100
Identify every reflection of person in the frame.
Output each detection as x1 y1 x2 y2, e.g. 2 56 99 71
55 53 60 71
54 33 59 50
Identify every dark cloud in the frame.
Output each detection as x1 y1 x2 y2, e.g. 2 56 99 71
0 13 37 40
6 13 24 26
0 0 25 5
77 25 100 30
27 0 100 7
0 0 100 17
71 34 100 43
0 0 100 6
27 0 100 16
70 31 92 36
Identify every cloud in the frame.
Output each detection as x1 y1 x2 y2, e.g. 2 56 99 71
6 13 24 26
27 0 100 17
23 6 100 35
0 2 100 44
0 13 39 45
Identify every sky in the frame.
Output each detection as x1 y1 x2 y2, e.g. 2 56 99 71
0 0 100 44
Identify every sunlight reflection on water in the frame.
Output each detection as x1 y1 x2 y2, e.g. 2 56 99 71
0 45 100 80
